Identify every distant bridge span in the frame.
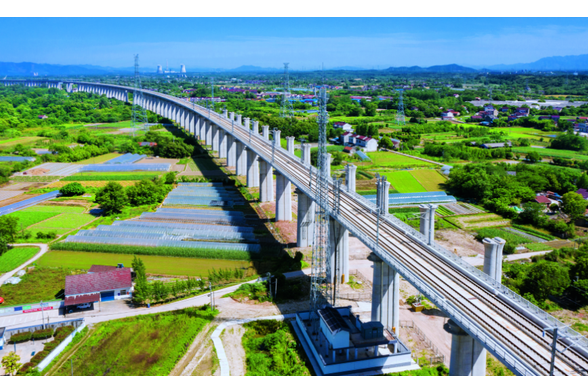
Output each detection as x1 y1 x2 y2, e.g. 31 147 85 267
4 79 588 376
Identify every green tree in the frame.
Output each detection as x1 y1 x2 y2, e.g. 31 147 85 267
0 215 19 243
95 182 128 215
577 172 588 189
60 182 85 196
164 171 177 185
132 256 149 304
1 351 21 376
526 151 541 163
523 260 571 301
562 191 588 221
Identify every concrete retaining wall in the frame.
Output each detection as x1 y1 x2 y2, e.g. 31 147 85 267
37 321 86 372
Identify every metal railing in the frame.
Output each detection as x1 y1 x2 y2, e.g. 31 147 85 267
401 320 446 365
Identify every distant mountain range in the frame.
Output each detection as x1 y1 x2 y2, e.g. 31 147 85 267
3 54 588 77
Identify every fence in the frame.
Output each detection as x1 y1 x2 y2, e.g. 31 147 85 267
0 300 64 317
401 320 446 365
37 320 86 372
2 318 83 343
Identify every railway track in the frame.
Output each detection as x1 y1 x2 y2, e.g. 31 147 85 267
8 80 588 376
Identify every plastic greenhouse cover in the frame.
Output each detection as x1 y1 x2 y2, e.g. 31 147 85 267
92 225 257 241
157 208 245 217
79 164 170 172
0 190 61 216
114 220 253 232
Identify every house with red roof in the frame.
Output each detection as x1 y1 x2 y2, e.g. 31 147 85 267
341 131 379 152
535 195 552 206
333 122 353 132
65 266 133 310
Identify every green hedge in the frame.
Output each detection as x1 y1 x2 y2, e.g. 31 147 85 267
30 350 50 365
32 328 54 340
9 332 32 343
51 242 254 261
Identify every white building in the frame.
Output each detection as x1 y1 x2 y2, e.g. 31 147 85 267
341 131 378 152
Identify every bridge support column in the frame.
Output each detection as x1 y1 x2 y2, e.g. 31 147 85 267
286 136 295 155
247 150 259 188
376 175 390 214
325 153 331 177
262 125 269 140
236 141 247 176
212 125 220 153
229 112 235 121
346 164 357 193
236 114 242 125
302 144 311 166
419 204 438 245
253 121 259 134
205 120 213 147
275 173 292 221
188 112 195 136
273 129 281 147
198 116 206 141
219 129 227 158
259 160 274 202
244 117 250 131
226 134 236 167
296 190 315 247
444 320 486 376
483 237 506 283
371 259 400 335
328 220 349 284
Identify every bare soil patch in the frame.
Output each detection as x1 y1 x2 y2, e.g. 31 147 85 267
435 229 484 257
221 325 247 376
0 193 37 208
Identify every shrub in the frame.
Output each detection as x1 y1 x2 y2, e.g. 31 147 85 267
36 231 57 240
16 362 35 376
60 182 85 196
30 350 49 365
54 326 74 339
32 328 54 340
9 331 32 343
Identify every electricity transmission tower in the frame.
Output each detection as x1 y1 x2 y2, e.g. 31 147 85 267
310 84 333 319
131 54 149 136
279 63 295 118
395 89 405 126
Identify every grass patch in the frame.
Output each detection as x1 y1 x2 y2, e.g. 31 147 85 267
64 172 163 181
30 213 95 230
410 169 446 192
0 267 81 306
512 147 588 160
25 205 87 213
224 282 270 303
52 306 218 376
37 250 253 277
367 151 436 168
524 243 553 251
50 242 255 262
187 157 219 171
11 176 61 182
0 136 44 149
511 224 556 241
242 319 311 376
0 246 40 273
475 227 529 247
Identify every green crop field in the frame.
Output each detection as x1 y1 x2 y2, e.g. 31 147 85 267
9 210 60 228
475 227 530 246
0 267 80 306
76 153 122 165
512 147 588 160
188 157 218 171
37 250 253 276
383 171 426 193
52 306 217 376
0 247 40 273
30 213 96 230
367 151 436 168
25 205 86 214
0 136 44 149
64 172 163 181
410 169 446 192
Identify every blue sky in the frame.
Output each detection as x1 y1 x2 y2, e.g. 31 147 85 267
1 18 588 70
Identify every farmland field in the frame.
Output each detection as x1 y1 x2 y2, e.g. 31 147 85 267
9 210 60 228
511 147 588 160
30 213 96 230
444 213 510 230
0 246 40 273
410 169 446 192
49 180 139 188
37 250 253 276
382 171 426 193
367 151 437 168
0 267 80 306
64 172 164 181
10 205 97 239
0 136 44 149
51 306 218 376
76 152 122 165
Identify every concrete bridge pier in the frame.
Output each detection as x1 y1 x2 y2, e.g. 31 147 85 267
371 259 400 335
444 320 486 376
218 129 227 158
275 172 292 221
253 121 259 134
286 137 295 155
223 109 228 118
188 112 195 136
259 159 274 202
296 190 315 247
229 112 235 121
328 219 349 284
212 125 220 153
483 237 506 283
346 164 357 193
236 141 247 176
198 116 207 141
246 149 260 188
376 175 390 214
236 114 242 125
226 134 236 167
273 129 281 148
302 144 311 166
244 117 250 132
205 120 213 147
419 204 438 245
262 125 269 140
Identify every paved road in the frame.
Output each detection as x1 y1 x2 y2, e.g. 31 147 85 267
504 250 552 261
0 243 48 286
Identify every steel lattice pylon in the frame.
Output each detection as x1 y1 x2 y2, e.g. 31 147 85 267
310 85 332 317
279 63 295 118
395 89 405 126
131 54 149 136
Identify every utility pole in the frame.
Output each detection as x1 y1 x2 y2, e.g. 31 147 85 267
209 281 214 310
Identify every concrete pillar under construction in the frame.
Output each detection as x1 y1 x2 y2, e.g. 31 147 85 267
371 259 400 335
229 112 235 121
275 173 292 221
273 129 281 148
226 134 237 167
244 117 250 131
376 175 390 214
346 164 357 193
247 149 260 188
236 141 247 176
219 129 228 158
296 190 315 248
444 320 486 376
419 204 438 246
483 237 506 283
259 159 274 202
236 114 242 125
262 125 269 140
253 121 259 134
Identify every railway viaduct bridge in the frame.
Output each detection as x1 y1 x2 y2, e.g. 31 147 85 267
4 79 588 376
